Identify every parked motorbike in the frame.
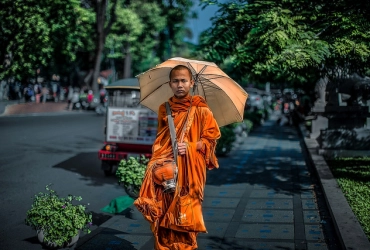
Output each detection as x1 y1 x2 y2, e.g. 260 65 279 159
95 96 108 115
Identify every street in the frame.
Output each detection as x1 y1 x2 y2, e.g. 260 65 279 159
0 111 345 250
0 113 125 249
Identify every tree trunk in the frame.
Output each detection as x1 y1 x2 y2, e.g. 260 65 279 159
91 0 107 94
123 44 132 78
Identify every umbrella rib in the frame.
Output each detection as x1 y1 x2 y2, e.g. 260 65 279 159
194 65 208 84
140 80 169 104
198 77 222 90
197 77 208 102
186 62 197 78
200 74 229 81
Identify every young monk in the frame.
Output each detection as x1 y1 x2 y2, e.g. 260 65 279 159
134 65 221 250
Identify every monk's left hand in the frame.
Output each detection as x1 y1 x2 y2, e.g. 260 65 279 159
177 142 187 155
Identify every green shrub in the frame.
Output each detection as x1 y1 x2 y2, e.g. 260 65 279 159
216 125 236 156
244 110 263 126
116 156 149 196
243 119 253 133
25 185 92 247
326 157 370 240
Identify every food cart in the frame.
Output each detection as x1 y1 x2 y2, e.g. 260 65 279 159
98 78 157 175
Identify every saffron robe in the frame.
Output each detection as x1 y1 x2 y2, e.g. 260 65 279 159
134 95 221 250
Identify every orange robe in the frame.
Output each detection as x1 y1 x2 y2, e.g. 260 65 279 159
134 95 221 250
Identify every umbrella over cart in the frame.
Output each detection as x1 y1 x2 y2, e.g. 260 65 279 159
137 57 248 127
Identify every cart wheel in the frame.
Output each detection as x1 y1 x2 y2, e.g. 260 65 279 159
124 184 139 199
102 161 114 176
104 169 113 176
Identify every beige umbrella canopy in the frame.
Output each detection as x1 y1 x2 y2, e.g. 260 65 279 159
137 57 249 127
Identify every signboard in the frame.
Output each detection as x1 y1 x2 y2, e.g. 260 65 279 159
106 107 157 145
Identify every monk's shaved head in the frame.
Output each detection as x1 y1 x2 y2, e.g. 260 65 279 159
169 65 193 80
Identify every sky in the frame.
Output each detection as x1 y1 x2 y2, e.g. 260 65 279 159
185 1 220 44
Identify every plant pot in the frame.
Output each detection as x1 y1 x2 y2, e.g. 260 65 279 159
37 230 80 249
124 184 140 199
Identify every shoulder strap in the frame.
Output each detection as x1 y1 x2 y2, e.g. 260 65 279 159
165 102 178 164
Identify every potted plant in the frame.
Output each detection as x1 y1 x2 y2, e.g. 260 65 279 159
116 156 149 199
25 185 92 249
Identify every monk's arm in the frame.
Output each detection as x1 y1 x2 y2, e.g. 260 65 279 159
199 107 220 145
197 107 221 168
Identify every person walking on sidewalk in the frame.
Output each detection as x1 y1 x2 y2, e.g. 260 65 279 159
41 84 49 103
66 85 74 109
134 65 221 250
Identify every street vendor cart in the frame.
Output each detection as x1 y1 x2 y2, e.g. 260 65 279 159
98 78 157 176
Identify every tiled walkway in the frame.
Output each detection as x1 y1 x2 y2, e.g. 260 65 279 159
76 113 342 250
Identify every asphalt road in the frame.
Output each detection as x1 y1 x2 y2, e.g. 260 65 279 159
0 113 127 250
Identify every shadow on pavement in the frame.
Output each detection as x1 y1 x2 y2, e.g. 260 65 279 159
208 146 309 195
91 211 113 227
75 229 138 250
22 236 42 248
53 152 118 187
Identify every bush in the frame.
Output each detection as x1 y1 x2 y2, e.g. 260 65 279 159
243 119 253 133
326 157 370 240
216 125 236 156
116 156 149 197
25 185 92 248
244 110 262 126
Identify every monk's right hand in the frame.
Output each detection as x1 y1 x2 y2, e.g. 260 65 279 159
177 142 187 155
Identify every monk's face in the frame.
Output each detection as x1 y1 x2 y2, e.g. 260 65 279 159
169 69 194 99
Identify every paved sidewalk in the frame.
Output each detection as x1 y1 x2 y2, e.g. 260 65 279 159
0 100 73 116
73 113 343 250
0 100 19 115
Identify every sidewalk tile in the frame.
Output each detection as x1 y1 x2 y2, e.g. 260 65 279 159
242 210 294 223
303 210 321 223
302 199 319 210
305 225 325 241
307 242 329 250
203 197 240 208
220 240 295 250
200 222 229 238
249 190 293 199
246 199 293 210
235 224 294 240
203 208 235 222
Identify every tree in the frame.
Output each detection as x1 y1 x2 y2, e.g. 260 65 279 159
154 0 195 61
100 0 194 82
199 0 370 87
104 1 166 78
0 0 90 82
89 0 118 93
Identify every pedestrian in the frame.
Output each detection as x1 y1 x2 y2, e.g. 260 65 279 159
41 84 49 103
66 85 74 109
34 83 42 103
134 65 221 250
99 85 106 104
69 88 80 111
24 84 34 102
87 89 93 103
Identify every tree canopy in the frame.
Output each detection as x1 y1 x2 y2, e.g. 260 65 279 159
1 0 196 89
199 0 370 87
0 0 91 81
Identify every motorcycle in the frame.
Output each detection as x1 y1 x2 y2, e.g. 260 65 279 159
95 96 108 115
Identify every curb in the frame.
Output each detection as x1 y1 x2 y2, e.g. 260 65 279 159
298 123 370 250
0 101 95 117
0 100 19 115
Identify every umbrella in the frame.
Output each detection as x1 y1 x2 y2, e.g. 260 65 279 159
137 57 249 127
